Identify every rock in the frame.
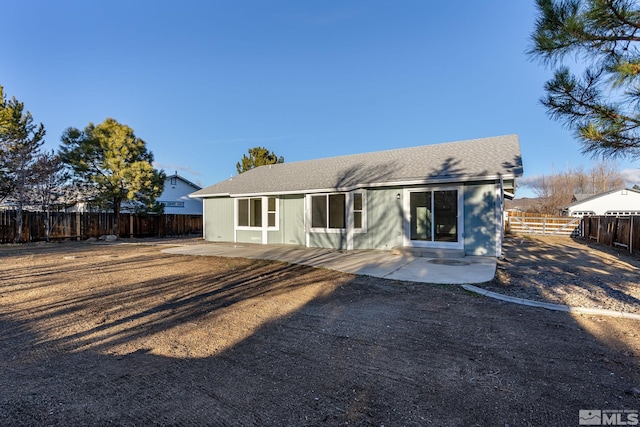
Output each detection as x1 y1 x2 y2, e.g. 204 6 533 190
104 235 118 242
86 237 98 242
626 386 640 397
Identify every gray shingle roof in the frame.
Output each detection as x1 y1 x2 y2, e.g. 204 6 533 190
191 134 523 198
565 187 640 208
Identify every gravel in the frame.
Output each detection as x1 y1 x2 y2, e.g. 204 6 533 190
479 235 640 315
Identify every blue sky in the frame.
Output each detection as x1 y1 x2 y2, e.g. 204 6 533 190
2 0 639 197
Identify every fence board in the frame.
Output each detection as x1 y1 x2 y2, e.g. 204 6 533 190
506 215 581 236
0 210 202 243
579 215 640 255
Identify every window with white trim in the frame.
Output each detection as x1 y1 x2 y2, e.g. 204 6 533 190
605 210 640 216
311 194 345 229
353 193 363 229
237 197 278 228
572 210 595 217
237 198 262 227
159 201 184 208
310 192 365 231
267 197 277 227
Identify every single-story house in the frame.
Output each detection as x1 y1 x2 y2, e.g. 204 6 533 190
190 135 523 257
159 172 203 215
564 188 640 217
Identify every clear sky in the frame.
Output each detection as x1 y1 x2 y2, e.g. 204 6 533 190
2 0 639 197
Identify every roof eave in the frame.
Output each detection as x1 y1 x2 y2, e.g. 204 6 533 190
192 173 519 198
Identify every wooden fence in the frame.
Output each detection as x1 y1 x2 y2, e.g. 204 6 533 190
582 216 640 254
506 212 640 254
0 210 202 243
505 212 582 236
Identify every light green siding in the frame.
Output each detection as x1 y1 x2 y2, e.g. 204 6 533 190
266 198 284 244
309 232 346 249
236 229 263 244
281 195 305 245
266 230 282 244
203 182 502 255
354 188 404 250
204 197 234 242
463 182 498 256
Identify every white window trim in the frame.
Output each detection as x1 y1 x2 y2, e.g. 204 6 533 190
235 197 279 232
307 193 345 233
306 192 366 234
402 186 464 250
350 191 367 234
266 197 280 230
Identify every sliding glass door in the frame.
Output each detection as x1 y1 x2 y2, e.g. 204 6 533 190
405 187 462 248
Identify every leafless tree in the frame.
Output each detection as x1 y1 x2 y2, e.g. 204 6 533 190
529 162 624 214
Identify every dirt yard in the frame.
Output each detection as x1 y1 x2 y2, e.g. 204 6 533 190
487 235 640 315
0 237 638 426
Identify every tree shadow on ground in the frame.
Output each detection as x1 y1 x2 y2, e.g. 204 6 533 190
0 242 638 426
489 235 640 312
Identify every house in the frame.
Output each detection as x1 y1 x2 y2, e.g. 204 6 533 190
564 188 640 217
505 197 543 213
159 173 203 215
190 135 523 257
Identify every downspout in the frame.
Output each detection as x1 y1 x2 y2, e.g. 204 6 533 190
305 194 310 248
497 177 504 258
202 198 206 240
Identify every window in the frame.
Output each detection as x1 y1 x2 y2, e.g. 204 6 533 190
160 201 184 208
353 193 363 229
329 194 345 228
237 198 262 227
170 177 177 185
237 197 278 229
310 193 364 231
267 197 277 227
312 195 328 228
311 194 345 229
409 189 458 243
238 199 249 226
605 210 640 216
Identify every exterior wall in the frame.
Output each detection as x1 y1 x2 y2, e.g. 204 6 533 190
308 231 346 249
353 188 404 250
236 229 263 244
160 177 202 215
201 181 504 256
280 195 305 245
567 189 640 216
463 181 499 256
203 197 234 242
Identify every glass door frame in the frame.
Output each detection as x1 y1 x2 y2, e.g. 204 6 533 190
402 186 464 249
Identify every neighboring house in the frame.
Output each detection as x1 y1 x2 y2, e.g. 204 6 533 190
190 135 523 257
564 188 640 217
505 197 543 213
159 173 203 215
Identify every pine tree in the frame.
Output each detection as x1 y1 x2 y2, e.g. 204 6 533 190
529 0 640 158
60 118 165 236
236 147 284 174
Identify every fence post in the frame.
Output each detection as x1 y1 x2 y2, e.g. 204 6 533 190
631 216 634 254
75 212 81 240
130 213 134 238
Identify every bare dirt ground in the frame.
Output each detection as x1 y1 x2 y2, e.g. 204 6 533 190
485 235 640 315
0 237 639 426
